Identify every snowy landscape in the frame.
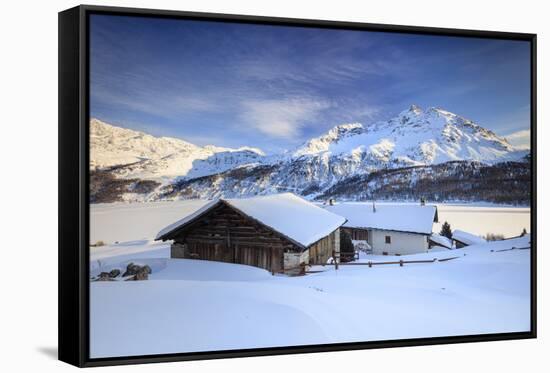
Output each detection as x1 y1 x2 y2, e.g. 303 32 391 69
88 109 531 359
89 200 531 358
91 241 530 357
88 16 533 359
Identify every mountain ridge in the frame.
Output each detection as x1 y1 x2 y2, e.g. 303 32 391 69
90 118 265 180
292 105 523 164
89 106 530 203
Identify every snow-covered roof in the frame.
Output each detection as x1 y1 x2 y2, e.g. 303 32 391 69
324 203 437 235
155 199 220 241
156 193 347 248
429 233 453 249
452 229 487 245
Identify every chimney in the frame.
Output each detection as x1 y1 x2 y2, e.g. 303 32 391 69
420 197 426 206
372 200 376 213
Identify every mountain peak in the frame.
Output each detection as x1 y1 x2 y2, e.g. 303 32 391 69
293 105 527 163
408 104 423 114
396 104 424 122
328 122 364 136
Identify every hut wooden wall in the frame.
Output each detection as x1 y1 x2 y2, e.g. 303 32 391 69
308 229 340 265
171 203 301 273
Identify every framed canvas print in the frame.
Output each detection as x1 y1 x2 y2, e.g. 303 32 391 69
58 5 537 367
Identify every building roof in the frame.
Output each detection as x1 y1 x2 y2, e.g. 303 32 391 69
452 229 487 246
156 193 347 248
155 199 220 241
429 233 453 249
324 203 437 235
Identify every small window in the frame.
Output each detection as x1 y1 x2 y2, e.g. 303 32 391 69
385 235 391 244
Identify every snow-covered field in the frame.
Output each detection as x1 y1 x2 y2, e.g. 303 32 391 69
434 204 530 238
89 201 532 358
90 200 210 244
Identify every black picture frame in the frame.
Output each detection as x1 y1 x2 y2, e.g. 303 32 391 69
58 4 537 368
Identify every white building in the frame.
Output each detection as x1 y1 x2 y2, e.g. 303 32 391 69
324 203 438 256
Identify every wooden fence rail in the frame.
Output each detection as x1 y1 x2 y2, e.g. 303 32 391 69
493 246 530 252
311 256 462 272
437 256 461 262
339 258 436 267
307 244 530 274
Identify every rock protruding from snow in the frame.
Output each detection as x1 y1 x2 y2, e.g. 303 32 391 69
122 262 152 281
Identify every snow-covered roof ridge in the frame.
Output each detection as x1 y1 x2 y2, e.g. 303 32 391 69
452 229 487 245
226 193 346 248
430 233 453 249
156 193 347 248
155 199 220 240
324 203 438 235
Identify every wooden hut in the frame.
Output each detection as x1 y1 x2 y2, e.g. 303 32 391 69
156 193 346 274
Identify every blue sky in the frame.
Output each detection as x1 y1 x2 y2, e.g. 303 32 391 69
90 14 532 153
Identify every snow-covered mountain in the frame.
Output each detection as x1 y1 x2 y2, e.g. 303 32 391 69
293 105 526 166
90 118 265 180
254 105 528 194
90 106 530 203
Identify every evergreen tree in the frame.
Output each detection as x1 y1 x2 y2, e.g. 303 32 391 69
339 230 355 262
440 221 452 239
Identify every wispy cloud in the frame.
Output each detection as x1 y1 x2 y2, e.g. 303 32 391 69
504 130 531 150
92 82 222 119
240 97 332 139
90 15 532 151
